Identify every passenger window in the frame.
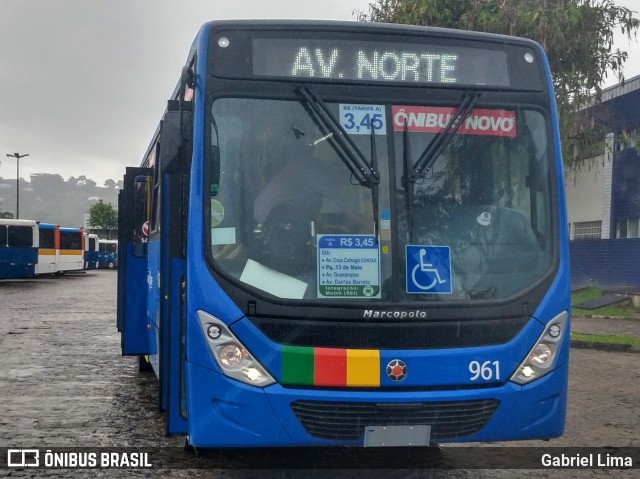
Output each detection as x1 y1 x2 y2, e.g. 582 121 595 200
132 175 150 257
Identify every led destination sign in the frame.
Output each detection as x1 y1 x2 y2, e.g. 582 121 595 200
252 38 511 87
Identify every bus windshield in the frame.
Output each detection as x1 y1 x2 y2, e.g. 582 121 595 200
208 96 553 302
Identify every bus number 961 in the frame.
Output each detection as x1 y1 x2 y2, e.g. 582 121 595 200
468 360 500 381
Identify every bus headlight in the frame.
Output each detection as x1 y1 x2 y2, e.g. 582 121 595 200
529 343 553 367
197 310 275 387
511 311 568 385
219 344 244 369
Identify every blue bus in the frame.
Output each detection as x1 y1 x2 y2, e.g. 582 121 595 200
98 239 118 269
0 219 39 279
118 20 569 448
84 233 100 270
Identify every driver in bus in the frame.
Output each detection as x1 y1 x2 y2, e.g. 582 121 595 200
252 127 368 275
253 129 341 227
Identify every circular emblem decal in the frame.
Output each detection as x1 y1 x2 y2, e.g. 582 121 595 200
386 359 407 382
211 199 225 227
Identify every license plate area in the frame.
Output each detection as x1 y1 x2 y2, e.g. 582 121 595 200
364 425 431 447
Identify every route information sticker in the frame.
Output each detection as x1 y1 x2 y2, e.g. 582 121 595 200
318 235 380 298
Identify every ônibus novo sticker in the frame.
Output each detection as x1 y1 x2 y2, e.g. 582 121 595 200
392 105 516 137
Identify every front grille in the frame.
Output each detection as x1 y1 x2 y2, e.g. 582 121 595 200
291 399 500 441
250 316 527 349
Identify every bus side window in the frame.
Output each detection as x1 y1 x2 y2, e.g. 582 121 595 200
132 175 150 257
8 226 33 247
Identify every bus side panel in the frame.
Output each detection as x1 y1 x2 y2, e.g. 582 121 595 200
117 190 125 332
164 257 188 435
36 250 56 274
58 229 84 273
161 173 188 435
0 247 37 279
121 243 151 355
118 168 152 355
147 238 162 390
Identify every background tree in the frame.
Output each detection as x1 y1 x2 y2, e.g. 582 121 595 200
88 200 117 238
362 0 639 169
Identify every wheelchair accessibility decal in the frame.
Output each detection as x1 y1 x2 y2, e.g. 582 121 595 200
406 245 452 294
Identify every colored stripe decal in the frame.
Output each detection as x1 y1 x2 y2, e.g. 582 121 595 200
59 250 82 255
314 348 347 386
281 346 380 387
347 349 380 387
39 249 56 255
282 346 314 386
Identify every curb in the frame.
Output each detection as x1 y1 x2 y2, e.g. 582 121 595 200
570 339 640 354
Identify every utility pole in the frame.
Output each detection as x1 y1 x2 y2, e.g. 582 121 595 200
5 153 29 219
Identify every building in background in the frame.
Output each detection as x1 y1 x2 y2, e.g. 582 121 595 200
566 74 640 287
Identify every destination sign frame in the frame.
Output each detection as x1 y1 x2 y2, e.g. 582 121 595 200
208 28 544 90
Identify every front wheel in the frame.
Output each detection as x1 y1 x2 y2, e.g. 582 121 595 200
138 355 153 373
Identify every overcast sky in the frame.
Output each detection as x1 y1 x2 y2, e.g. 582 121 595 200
0 0 638 186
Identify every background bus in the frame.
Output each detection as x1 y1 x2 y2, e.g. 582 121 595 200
118 20 569 449
84 233 100 270
57 227 84 273
36 222 59 275
98 239 118 269
0 219 39 279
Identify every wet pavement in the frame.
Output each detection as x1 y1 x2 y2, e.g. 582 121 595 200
571 315 640 338
0 271 638 478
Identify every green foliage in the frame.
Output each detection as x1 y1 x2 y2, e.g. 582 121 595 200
362 0 640 169
88 200 117 231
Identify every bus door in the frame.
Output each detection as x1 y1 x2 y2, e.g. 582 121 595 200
84 233 99 269
118 167 152 354
156 104 191 436
117 191 124 332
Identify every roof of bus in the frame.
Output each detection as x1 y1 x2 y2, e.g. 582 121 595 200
59 227 83 233
0 218 38 227
37 222 59 229
200 19 541 47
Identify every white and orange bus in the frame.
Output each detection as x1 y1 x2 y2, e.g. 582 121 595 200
36 222 59 275
58 227 84 273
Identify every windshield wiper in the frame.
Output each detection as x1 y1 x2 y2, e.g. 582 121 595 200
297 87 379 188
370 126 380 241
402 124 415 243
403 91 480 241
410 91 480 181
296 86 380 241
